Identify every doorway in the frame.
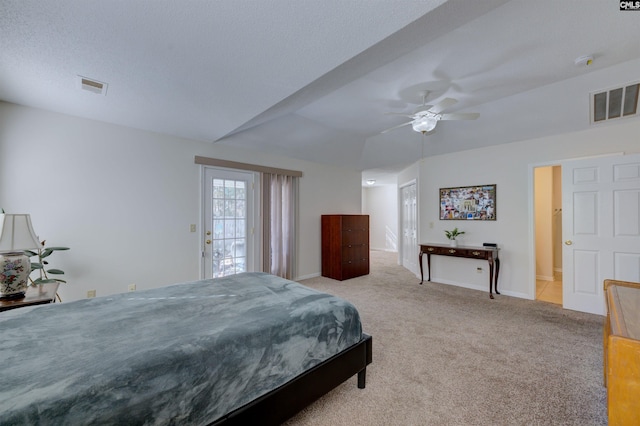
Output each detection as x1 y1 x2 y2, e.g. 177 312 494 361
202 167 257 279
534 165 563 305
531 153 640 314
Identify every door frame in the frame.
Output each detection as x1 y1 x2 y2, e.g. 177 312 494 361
527 152 625 305
528 160 560 300
199 165 261 279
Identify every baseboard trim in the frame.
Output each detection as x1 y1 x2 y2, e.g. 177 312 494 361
296 272 320 281
536 275 555 282
428 278 530 300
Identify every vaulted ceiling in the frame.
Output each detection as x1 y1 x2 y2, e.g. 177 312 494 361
2 1 640 185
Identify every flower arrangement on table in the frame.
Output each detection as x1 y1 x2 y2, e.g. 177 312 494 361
444 227 465 246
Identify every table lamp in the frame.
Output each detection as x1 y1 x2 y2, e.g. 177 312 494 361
0 213 41 299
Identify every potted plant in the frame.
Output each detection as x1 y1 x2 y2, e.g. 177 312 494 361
444 227 465 247
24 240 69 301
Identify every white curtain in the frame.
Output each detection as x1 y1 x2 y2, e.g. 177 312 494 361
263 174 297 279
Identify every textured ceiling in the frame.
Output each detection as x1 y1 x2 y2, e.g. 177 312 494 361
2 0 640 186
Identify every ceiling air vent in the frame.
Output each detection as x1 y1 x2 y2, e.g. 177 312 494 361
591 82 639 124
76 75 108 96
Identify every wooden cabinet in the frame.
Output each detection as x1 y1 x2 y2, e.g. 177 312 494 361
321 215 369 281
604 279 640 425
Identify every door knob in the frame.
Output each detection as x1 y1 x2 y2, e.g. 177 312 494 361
206 239 212 245
206 230 212 236
564 240 573 245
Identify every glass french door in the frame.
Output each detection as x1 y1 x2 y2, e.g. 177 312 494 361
203 167 256 278
401 182 418 275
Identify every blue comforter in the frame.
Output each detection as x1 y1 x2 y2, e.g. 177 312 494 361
0 273 363 425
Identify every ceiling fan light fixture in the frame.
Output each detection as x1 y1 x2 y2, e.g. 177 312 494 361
412 115 437 133
381 95 478 135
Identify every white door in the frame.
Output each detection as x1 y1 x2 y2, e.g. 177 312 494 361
562 153 640 315
202 167 256 279
401 182 418 274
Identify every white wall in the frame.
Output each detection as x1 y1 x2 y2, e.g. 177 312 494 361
408 117 640 299
0 102 362 301
363 185 398 251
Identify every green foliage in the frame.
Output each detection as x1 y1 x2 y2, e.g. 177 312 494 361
444 227 465 240
24 242 70 285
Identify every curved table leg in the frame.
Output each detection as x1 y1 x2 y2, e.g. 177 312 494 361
489 260 495 299
494 258 500 295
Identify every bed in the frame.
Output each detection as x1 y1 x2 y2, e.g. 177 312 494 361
0 272 372 425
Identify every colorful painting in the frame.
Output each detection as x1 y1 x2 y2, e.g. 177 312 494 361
440 184 496 221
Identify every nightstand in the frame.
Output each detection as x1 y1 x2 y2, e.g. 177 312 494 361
0 283 60 312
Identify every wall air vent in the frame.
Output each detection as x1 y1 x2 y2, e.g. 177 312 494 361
76 75 108 96
591 82 639 124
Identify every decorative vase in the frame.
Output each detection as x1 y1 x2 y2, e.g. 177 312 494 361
450 239 458 247
0 252 30 299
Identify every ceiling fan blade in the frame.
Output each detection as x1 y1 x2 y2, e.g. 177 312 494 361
429 98 457 114
381 121 413 134
412 105 433 114
439 112 480 121
384 112 415 118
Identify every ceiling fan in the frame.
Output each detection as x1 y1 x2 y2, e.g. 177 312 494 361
382 91 479 134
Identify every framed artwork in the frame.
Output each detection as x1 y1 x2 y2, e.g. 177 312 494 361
440 184 496 220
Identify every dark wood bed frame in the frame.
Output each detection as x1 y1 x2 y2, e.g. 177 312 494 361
210 333 372 425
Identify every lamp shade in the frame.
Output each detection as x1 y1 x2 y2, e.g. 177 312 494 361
0 214 40 252
412 115 438 133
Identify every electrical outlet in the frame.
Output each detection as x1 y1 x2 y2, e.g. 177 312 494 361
87 290 96 298
476 267 483 273
128 284 136 292
190 224 196 233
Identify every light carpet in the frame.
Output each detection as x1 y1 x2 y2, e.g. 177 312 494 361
284 250 606 426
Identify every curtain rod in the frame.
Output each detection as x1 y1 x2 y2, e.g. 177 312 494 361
194 156 303 177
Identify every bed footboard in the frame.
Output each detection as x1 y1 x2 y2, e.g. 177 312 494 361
211 333 372 426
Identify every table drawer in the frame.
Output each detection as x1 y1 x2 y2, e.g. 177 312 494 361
423 246 489 259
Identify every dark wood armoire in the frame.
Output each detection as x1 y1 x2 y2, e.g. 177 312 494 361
321 215 370 281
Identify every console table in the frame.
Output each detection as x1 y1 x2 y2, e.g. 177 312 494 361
419 243 500 299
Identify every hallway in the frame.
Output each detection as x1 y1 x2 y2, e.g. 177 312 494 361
536 273 562 305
